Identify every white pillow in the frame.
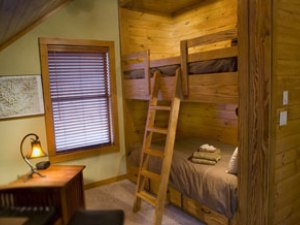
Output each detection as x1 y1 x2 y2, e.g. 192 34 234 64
227 147 238 175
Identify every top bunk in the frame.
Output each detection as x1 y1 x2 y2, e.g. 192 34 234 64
121 28 238 104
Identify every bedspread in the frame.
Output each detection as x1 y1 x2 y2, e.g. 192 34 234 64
127 137 238 218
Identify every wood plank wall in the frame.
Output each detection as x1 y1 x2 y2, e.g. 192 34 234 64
119 9 177 59
174 0 237 47
124 101 238 151
119 0 237 58
273 0 300 224
120 0 238 151
177 103 238 145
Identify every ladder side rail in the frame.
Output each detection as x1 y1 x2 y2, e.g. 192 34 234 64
153 71 181 225
154 97 180 225
133 72 161 212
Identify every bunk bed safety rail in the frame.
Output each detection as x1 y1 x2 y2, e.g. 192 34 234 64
180 28 238 98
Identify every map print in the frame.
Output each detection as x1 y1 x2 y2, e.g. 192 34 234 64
0 75 44 119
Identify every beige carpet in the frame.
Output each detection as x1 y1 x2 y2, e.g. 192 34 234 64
85 179 204 225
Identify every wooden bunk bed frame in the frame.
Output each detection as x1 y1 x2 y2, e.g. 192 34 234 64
122 29 238 225
122 29 238 103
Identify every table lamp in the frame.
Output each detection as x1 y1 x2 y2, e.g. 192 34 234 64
20 133 49 178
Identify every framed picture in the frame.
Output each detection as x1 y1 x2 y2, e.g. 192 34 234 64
0 75 44 119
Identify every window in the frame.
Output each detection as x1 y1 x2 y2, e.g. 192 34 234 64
39 38 119 162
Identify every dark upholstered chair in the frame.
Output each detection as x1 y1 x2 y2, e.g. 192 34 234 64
67 209 124 225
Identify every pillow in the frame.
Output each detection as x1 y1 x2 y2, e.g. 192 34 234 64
227 147 238 175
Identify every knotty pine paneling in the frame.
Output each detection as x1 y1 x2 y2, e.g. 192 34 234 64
187 72 238 104
273 0 300 224
176 102 238 145
173 0 237 54
119 8 177 60
173 0 237 42
123 100 148 151
124 100 238 152
119 0 202 16
119 0 237 59
124 100 170 152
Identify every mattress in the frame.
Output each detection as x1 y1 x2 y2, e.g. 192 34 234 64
127 137 238 218
123 57 237 79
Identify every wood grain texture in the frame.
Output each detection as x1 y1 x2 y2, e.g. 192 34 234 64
150 76 177 101
273 0 300 224
182 196 228 225
180 40 189 96
188 46 238 63
148 178 231 225
123 100 148 151
123 79 150 99
187 72 238 104
119 0 237 59
122 50 151 99
119 8 176 60
119 0 204 16
173 0 237 42
177 102 238 145
186 29 237 48
238 0 273 224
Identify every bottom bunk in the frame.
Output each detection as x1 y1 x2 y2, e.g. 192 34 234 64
127 137 238 225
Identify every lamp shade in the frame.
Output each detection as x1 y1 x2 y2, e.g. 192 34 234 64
28 139 47 159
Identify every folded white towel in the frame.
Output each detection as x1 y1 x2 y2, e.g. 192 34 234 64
198 144 217 152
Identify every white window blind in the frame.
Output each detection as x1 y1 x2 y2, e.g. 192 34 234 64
48 50 113 152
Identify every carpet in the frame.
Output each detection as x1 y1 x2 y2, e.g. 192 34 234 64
85 179 204 225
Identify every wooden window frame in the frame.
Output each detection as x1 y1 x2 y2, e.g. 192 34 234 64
39 38 119 163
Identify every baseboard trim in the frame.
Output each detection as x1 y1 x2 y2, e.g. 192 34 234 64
84 174 128 190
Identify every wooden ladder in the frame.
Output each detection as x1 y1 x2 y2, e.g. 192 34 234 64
133 69 181 225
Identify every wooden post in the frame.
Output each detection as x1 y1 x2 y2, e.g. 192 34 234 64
238 0 273 224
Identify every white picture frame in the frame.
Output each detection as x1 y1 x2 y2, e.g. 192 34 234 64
0 75 44 119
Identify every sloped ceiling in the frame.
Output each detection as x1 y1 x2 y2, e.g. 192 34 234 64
0 0 70 51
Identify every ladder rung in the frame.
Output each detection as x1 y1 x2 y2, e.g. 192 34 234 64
140 169 161 181
149 105 171 111
145 148 164 158
137 191 157 206
147 127 168 134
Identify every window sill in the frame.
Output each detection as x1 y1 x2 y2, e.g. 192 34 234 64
48 144 120 163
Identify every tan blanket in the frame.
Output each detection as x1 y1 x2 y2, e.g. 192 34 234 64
192 149 221 162
190 158 218 165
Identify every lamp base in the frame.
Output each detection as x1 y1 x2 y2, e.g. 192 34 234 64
21 168 46 181
29 168 46 178
36 161 50 170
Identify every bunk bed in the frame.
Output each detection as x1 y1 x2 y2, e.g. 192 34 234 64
122 29 238 225
122 29 238 103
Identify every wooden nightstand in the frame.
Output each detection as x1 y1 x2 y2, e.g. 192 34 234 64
0 165 85 225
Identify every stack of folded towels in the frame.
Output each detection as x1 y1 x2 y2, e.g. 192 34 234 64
190 144 221 165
